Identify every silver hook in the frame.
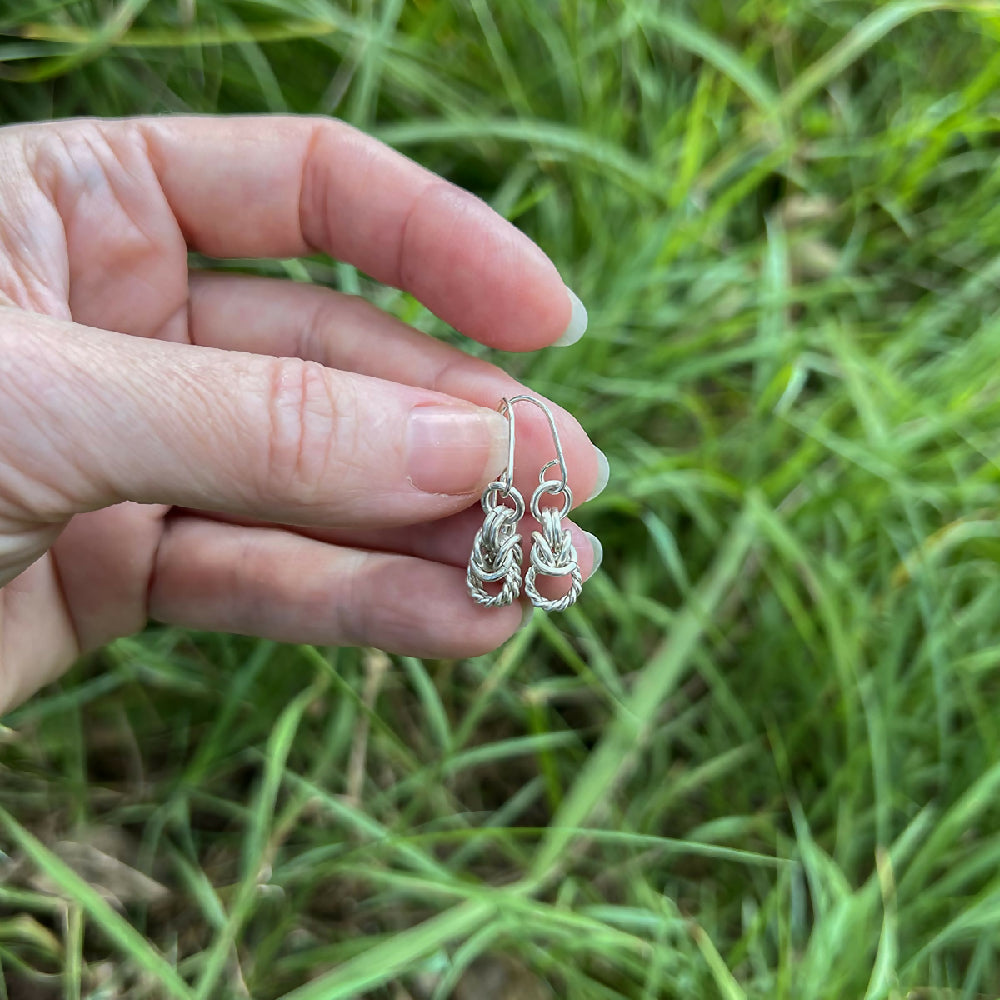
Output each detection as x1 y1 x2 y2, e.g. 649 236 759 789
500 394 569 492
496 397 518 491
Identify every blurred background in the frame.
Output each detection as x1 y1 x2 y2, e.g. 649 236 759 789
3 1 1000 997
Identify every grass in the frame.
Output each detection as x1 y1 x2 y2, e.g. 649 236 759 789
3 0 1000 996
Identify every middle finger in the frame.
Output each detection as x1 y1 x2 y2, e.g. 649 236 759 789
186 273 604 507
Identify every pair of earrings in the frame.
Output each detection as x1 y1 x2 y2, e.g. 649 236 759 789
467 395 582 613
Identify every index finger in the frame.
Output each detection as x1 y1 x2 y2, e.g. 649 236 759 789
84 115 584 351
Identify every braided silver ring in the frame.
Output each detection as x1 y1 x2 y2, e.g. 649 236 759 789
524 499 582 612
467 483 524 607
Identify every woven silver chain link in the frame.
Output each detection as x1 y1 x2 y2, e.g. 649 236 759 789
524 479 582 612
466 481 524 607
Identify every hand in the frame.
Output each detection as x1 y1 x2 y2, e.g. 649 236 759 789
0 116 604 713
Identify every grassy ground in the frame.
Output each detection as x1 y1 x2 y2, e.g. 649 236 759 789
3 0 1000 997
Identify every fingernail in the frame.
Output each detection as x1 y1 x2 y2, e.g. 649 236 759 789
584 531 603 575
407 405 507 495
588 448 610 501
553 287 588 347
517 603 535 632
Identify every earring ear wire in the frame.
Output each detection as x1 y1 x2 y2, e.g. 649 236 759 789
506 396 582 613
466 398 524 607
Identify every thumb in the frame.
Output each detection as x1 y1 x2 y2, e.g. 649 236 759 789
0 310 509 530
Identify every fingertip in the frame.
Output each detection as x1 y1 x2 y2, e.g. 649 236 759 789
463 597 528 653
567 522 602 580
517 602 536 632
583 531 603 575
551 287 588 347
399 184 574 352
588 448 610 502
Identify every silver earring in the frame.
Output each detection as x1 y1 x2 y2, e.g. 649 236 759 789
467 398 524 607
509 396 583 613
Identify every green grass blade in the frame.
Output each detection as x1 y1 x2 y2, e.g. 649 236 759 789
276 900 495 1000
0 806 193 1000
636 6 779 117
527 497 759 883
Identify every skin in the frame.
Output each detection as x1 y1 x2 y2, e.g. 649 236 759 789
0 115 601 714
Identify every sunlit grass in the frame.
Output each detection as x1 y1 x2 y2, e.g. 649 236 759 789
4 0 1000 996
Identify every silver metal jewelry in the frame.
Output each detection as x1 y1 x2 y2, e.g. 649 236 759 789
514 397 582 612
467 399 524 607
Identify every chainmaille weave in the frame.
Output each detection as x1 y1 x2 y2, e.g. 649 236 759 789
467 484 524 607
524 505 583 612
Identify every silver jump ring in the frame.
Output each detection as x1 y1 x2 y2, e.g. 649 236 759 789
483 480 526 521
530 479 573 521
